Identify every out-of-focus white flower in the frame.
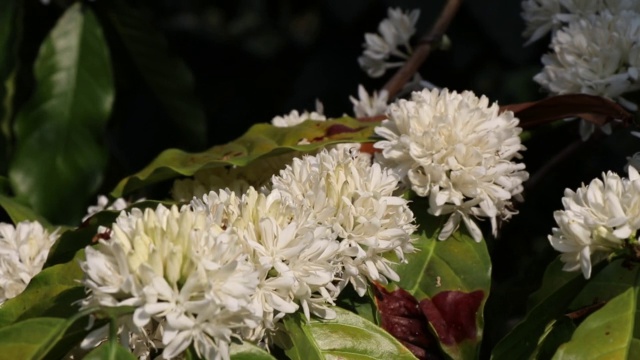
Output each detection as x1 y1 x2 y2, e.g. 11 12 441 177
374 88 528 242
549 170 640 279
626 152 640 173
0 221 58 304
533 10 640 140
83 195 130 222
80 204 260 360
271 101 326 128
358 8 420 78
521 0 640 44
350 85 389 118
271 148 417 296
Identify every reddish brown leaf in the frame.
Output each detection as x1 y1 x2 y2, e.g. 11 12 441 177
374 284 443 360
500 94 633 128
419 290 484 346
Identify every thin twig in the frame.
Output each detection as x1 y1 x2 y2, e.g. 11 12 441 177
524 139 585 191
382 0 463 99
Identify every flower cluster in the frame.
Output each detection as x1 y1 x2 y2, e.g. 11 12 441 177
358 8 420 78
374 88 528 242
523 1 640 140
270 101 326 128
521 0 640 44
0 221 58 304
548 168 640 279
80 147 416 359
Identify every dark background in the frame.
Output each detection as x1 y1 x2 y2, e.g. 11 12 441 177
20 0 640 355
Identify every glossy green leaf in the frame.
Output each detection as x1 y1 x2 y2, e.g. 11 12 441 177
0 313 88 360
230 342 277 360
0 251 84 328
0 194 53 229
84 341 137 360
100 0 206 148
391 199 491 360
111 117 377 197
553 288 639 359
279 307 417 360
9 3 114 225
491 258 605 360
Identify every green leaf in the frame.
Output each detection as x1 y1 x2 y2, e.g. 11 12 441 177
9 3 114 225
99 0 206 148
279 307 417 360
553 288 638 359
230 342 277 360
0 251 85 328
0 194 53 229
0 314 88 360
84 341 137 360
111 117 377 197
391 199 491 359
491 258 605 360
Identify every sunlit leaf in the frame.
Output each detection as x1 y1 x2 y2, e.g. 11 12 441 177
279 307 417 360
98 0 207 148
111 117 377 197
8 3 114 225
229 342 277 360
553 288 639 359
84 340 137 360
388 199 491 359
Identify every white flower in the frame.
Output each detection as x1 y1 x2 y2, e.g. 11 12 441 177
374 88 528 242
0 221 58 304
271 101 326 128
521 0 640 44
350 85 389 118
358 8 420 78
83 195 130 222
80 204 260 360
549 170 640 278
534 10 640 98
627 152 640 173
193 187 341 337
533 10 640 140
271 148 417 296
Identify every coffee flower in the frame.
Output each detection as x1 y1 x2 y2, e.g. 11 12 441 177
271 148 417 296
521 0 640 44
549 169 640 279
350 85 389 118
533 10 640 139
271 101 326 128
375 88 528 242
80 204 260 360
0 221 58 304
358 8 420 78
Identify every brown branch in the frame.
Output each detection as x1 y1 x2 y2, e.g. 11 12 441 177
382 0 463 99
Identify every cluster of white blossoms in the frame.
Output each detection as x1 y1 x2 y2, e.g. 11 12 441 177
80 147 416 360
374 88 528 242
358 8 420 78
0 221 58 304
523 1 640 140
350 84 389 118
549 168 640 279
521 0 640 44
270 101 326 128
